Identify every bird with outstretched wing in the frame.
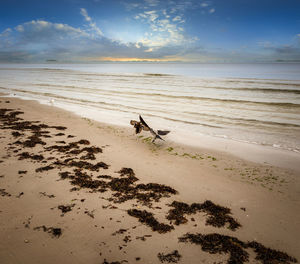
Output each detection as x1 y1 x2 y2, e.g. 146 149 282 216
131 115 170 142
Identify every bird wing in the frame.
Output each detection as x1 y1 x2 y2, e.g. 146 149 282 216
157 130 170 136
149 128 157 137
139 115 150 129
139 115 155 134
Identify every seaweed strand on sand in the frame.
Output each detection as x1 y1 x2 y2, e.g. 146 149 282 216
127 209 174 233
167 200 241 230
179 233 298 264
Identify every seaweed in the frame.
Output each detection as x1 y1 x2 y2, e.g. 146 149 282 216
166 200 241 231
11 131 23 137
58 204 75 215
127 209 174 233
35 165 55 172
248 241 298 264
112 228 128 236
102 260 128 264
80 152 96 160
0 189 11 197
18 152 44 161
39 192 55 198
157 250 182 263
34 225 62 238
179 233 249 264
179 233 298 264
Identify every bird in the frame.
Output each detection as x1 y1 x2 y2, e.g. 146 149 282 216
130 115 170 142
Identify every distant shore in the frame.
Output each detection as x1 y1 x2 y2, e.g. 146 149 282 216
0 96 299 264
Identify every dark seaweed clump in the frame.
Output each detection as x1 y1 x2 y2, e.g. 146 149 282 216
102 260 128 264
18 152 44 161
0 188 11 197
58 167 177 206
52 159 109 171
12 131 23 137
58 204 75 215
0 109 68 150
107 168 177 206
45 141 102 156
34 225 62 238
179 233 297 264
112 228 128 236
167 200 241 231
179 233 248 264
157 250 182 263
35 165 55 172
127 209 174 233
248 241 298 264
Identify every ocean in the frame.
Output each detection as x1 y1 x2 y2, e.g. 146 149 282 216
0 63 300 154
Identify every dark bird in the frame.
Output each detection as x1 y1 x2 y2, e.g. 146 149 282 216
130 115 170 142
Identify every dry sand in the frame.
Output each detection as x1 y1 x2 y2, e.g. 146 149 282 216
0 96 299 264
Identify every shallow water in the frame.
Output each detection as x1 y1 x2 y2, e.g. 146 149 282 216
0 63 300 153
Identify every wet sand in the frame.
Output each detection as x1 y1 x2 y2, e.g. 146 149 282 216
0 96 299 264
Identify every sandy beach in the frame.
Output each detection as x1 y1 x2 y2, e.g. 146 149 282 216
0 96 299 264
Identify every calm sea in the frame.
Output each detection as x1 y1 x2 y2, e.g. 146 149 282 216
0 63 300 153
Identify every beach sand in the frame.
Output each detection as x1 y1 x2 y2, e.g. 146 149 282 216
0 96 299 264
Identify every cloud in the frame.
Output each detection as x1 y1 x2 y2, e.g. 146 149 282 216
0 28 12 37
259 41 300 61
80 8 92 22
172 16 184 22
0 11 194 62
273 45 300 55
134 6 196 50
80 8 103 37
0 18 134 62
209 8 215 14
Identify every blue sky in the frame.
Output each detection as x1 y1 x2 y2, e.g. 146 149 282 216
0 0 300 62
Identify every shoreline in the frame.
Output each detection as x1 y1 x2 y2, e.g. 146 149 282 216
2 93 300 173
0 96 299 263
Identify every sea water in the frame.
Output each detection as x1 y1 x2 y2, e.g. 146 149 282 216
0 63 300 154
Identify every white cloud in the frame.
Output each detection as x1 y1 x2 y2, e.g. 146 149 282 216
80 8 103 37
15 25 24 32
209 8 215 14
172 16 181 22
145 47 153 52
80 8 92 22
134 8 196 50
144 10 158 21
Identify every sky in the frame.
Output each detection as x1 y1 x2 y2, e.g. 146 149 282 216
0 0 300 63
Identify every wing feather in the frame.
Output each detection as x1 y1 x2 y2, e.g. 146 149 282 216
157 130 170 136
139 115 150 129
